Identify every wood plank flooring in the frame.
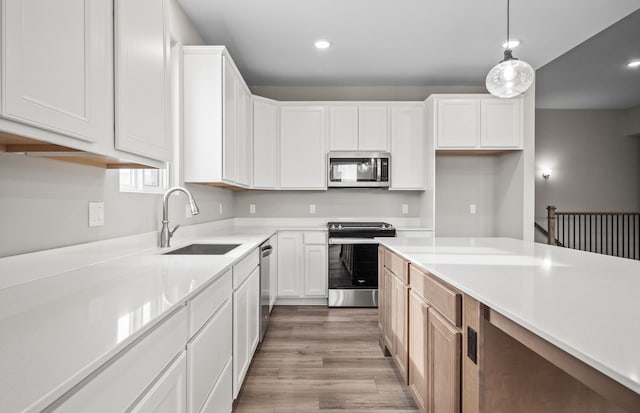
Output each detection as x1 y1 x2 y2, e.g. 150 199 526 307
234 306 419 413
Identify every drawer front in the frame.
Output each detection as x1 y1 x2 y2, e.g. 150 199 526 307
384 250 408 283
200 358 232 413
188 269 232 337
303 231 326 245
51 307 188 413
187 299 232 413
233 248 259 289
409 265 461 327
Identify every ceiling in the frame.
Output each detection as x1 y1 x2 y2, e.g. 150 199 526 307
177 0 640 105
536 9 640 109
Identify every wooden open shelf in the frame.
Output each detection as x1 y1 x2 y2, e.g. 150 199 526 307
0 132 154 169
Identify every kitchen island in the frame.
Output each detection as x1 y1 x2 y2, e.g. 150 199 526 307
378 237 640 413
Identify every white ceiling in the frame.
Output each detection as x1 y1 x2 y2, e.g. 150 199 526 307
177 0 640 91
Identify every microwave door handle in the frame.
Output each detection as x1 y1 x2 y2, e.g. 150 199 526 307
377 159 381 181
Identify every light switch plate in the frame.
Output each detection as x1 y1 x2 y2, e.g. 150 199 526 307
249 204 256 214
88 202 104 227
309 204 316 214
402 204 409 214
470 204 477 214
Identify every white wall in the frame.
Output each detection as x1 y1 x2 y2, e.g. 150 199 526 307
0 0 235 258
233 189 421 219
535 109 640 228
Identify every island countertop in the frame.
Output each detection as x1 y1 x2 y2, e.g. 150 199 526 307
377 237 640 395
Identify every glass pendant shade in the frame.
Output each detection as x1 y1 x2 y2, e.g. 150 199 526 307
486 50 534 98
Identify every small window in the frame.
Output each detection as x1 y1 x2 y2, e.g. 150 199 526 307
119 164 170 194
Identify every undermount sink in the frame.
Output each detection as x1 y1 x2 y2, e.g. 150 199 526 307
163 243 241 255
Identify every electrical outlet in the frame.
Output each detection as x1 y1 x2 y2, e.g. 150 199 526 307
470 204 477 214
249 204 256 214
309 204 316 214
185 204 193 219
88 202 104 227
402 204 409 214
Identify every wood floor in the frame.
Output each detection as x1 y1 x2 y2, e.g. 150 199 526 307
234 306 419 413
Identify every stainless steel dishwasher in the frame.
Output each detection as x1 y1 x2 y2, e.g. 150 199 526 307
259 240 272 341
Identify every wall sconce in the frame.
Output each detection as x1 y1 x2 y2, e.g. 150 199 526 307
542 168 552 180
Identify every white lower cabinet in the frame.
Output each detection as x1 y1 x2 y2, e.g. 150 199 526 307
199 359 233 413
187 299 232 413
233 266 260 399
130 353 187 413
278 231 328 301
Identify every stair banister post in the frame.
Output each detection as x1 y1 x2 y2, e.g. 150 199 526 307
547 206 557 245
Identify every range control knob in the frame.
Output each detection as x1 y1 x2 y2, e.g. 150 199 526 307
337 224 343 230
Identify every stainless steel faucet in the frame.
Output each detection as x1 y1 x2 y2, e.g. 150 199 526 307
160 186 200 247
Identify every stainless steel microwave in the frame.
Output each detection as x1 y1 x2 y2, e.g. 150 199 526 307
327 152 390 188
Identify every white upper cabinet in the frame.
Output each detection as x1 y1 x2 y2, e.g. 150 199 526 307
429 94 523 150
358 106 389 151
115 0 171 161
436 99 480 148
480 98 523 148
253 98 279 189
328 105 389 152
329 106 359 151
183 47 252 188
1 0 113 143
279 106 326 189
390 105 425 190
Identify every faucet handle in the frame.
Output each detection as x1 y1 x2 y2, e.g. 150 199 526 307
169 224 180 238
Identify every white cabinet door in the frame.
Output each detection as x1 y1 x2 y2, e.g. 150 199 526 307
115 0 171 161
436 99 479 148
480 98 523 148
280 106 326 189
187 300 232 413
329 106 358 151
199 359 232 413
2 0 113 143
130 353 187 413
390 106 425 190
304 245 328 297
359 106 389 151
232 267 260 399
277 231 304 297
236 87 252 186
223 58 239 183
253 99 279 189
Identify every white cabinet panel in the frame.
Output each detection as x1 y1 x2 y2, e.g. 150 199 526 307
187 300 232 413
130 353 187 413
269 235 279 310
2 0 113 143
237 88 253 186
277 231 304 297
304 245 328 297
115 0 171 161
390 106 426 190
329 106 358 151
199 359 232 413
253 99 279 189
223 58 239 183
232 267 260 399
436 99 479 148
188 270 232 337
280 106 326 189
480 98 523 148
359 106 389 151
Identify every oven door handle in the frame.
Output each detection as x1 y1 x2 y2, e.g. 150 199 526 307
329 238 381 245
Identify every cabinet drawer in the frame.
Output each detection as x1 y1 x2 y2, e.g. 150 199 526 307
188 269 232 337
303 231 326 245
233 248 259 289
51 307 187 412
384 250 408 283
409 265 461 328
200 358 232 413
187 299 232 413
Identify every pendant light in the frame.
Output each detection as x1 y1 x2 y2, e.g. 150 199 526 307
486 0 534 98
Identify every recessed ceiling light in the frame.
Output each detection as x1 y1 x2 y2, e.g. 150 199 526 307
628 60 640 68
502 40 520 49
314 40 331 49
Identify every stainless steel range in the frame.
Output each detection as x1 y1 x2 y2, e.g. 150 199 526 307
327 222 396 307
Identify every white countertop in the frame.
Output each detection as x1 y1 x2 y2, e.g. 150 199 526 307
378 237 640 395
0 228 275 413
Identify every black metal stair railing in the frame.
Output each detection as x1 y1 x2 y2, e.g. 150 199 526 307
545 206 640 260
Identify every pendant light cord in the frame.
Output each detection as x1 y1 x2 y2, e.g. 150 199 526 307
506 0 510 47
